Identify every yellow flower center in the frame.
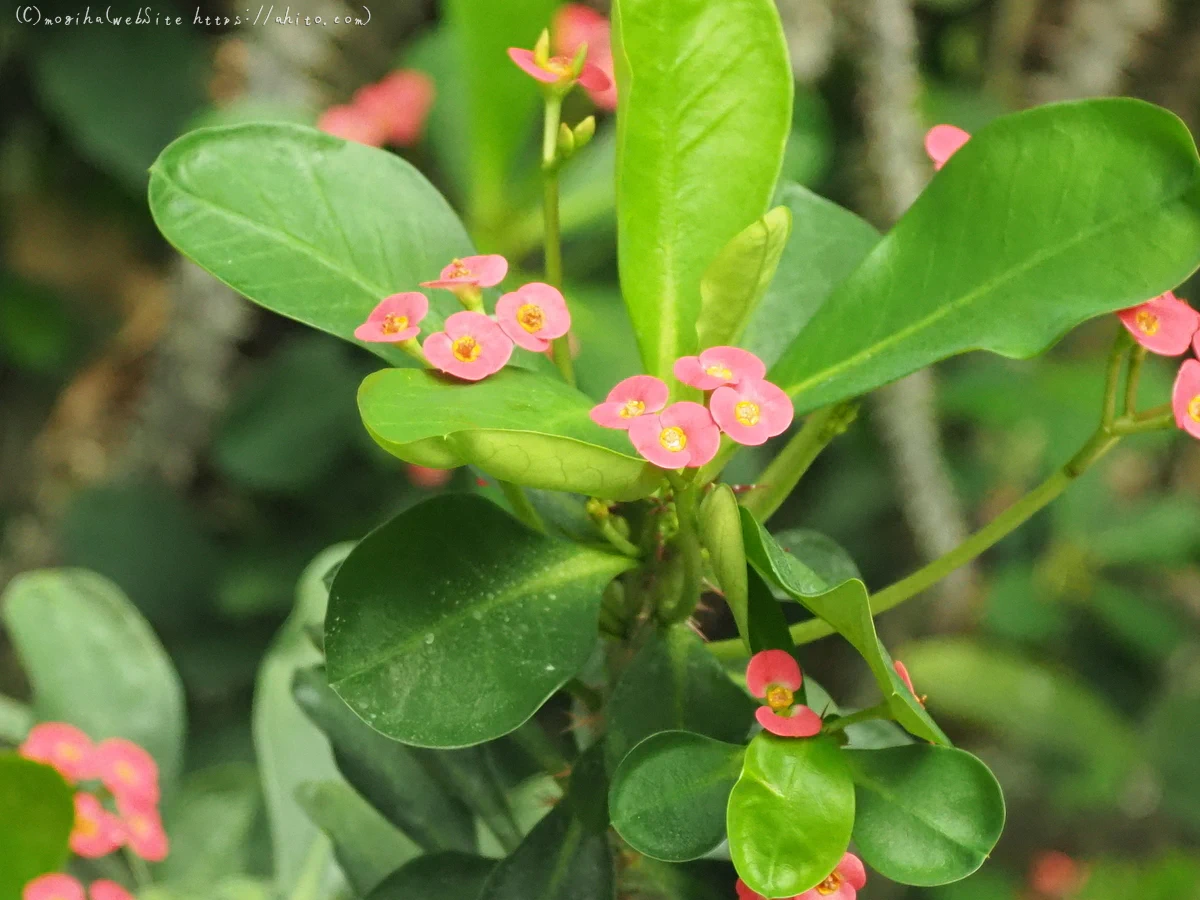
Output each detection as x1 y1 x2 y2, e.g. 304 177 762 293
619 399 645 419
58 742 82 761
765 684 793 712
448 258 472 278
1189 395 1200 423
705 363 732 381
452 335 482 363
659 426 687 453
115 760 138 784
75 814 99 838
381 313 408 336
130 815 151 838
546 56 574 76
735 401 761 426
816 872 843 896
517 303 545 333
1136 309 1160 335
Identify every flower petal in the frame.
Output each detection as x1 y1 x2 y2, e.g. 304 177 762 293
578 61 613 93
94 738 159 806
90 881 136 900
23 875 86 900
746 649 802 696
20 722 96 782
629 414 689 469
924 124 970 170
1117 291 1200 356
508 47 560 83
608 375 670 412
756 704 822 738
699 346 766 384
464 254 509 288
838 853 868 890
734 880 767 900
1173 358 1200 439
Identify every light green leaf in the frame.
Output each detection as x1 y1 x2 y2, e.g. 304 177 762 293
157 764 262 885
326 495 633 748
741 510 949 745
727 734 854 898
699 485 750 653
771 99 1200 412
357 367 661 501
366 852 496 900
0 694 33 745
138 878 272 900
771 529 862 586
0 756 74 900
2 569 186 786
613 0 792 379
846 745 1005 886
610 731 744 861
697 207 792 351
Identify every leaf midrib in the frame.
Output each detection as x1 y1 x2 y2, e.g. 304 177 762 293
851 767 993 857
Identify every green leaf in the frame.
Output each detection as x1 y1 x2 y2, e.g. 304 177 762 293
138 879 272 900
358 367 661 501
845 745 1005 886
326 495 632 748
741 184 880 370
2 569 186 786
697 207 793 350
157 764 262 884
771 99 1200 412
613 0 793 379
745 568 797 657
366 852 496 900
610 731 744 861
292 666 477 852
727 734 854 898
628 859 740 900
606 625 756 774
0 756 74 900
295 780 419 895
771 529 862 586
253 545 351 893
699 485 750 653
148 123 529 369
0 694 33 745
741 511 949 745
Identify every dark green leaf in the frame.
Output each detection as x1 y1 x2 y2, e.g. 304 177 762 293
613 0 793 379
326 495 632 748
846 745 1005 886
357 367 660 501
745 568 796 657
606 625 756 773
727 734 854 897
628 859 740 900
771 99 1200 412
0 756 74 900
292 666 477 852
610 731 744 861
367 852 496 900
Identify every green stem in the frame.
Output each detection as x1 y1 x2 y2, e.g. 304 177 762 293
658 485 703 624
1102 328 1129 427
1124 344 1146 416
598 517 642 557
741 401 860 522
499 480 545 532
564 678 604 713
822 702 893 734
512 718 569 778
125 849 152 888
541 95 575 387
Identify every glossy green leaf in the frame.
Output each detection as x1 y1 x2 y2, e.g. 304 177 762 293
253 544 351 893
0 756 74 900
367 852 496 900
697 207 792 350
700 485 751 652
326 495 632 748
727 734 854 898
846 745 1005 886
2 569 186 785
741 511 949 745
745 568 797 657
606 625 756 773
295 780 419 895
157 764 261 884
610 731 744 861
771 99 1200 412
630 860 741 900
771 529 862 586
613 0 792 379
292 666 477 852
358 367 661 501
741 184 880 370
149 123 535 369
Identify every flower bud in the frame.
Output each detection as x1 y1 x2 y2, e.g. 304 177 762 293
573 115 596 149
557 122 576 157
534 28 552 67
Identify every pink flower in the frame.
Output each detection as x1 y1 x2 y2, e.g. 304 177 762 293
352 70 435 147
19 722 96 782
553 4 617 110
1029 851 1086 898
674 347 766 391
94 739 159 806
406 464 454 489
628 401 720 469
23 875 85 900
495 283 571 352
590 375 670 430
117 796 169 862
317 104 385 146
710 379 794 446
924 124 970 171
70 793 125 859
420 255 509 290
745 649 822 738
507 47 612 95
1117 291 1200 356
797 853 868 900
424 311 514 381
1172 358 1200 439
354 292 428 343
893 660 926 707
89 882 135 900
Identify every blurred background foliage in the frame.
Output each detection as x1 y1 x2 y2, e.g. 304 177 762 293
1 0 1200 897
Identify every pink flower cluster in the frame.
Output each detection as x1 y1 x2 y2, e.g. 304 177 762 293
20 723 168 900
591 348 793 469
355 254 571 382
509 5 616 108
927 125 1200 441
737 853 867 900
317 69 435 148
